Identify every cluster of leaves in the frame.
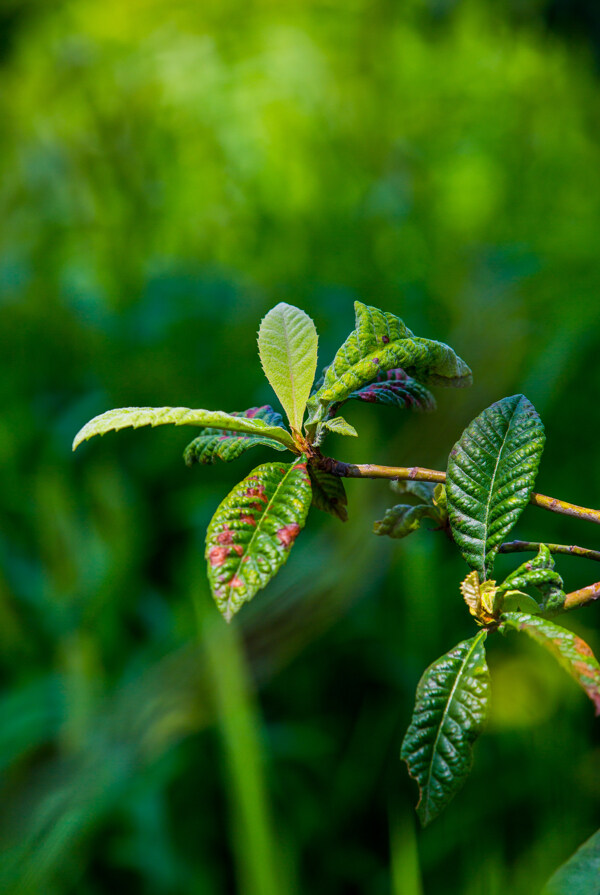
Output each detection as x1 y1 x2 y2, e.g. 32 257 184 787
73 301 471 620
392 394 600 828
73 301 600 887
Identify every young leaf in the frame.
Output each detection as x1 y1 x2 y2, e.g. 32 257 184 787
307 302 471 424
323 416 358 437
446 395 545 579
73 406 296 452
501 612 600 714
401 631 490 826
374 504 440 540
542 827 600 895
460 571 498 625
374 481 447 540
308 466 348 521
205 460 312 621
257 302 318 433
331 368 436 414
497 545 565 611
184 406 288 465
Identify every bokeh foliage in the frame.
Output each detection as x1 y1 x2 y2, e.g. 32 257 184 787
2 0 600 892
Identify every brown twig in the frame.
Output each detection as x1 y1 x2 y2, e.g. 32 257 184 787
318 460 600 527
498 541 600 563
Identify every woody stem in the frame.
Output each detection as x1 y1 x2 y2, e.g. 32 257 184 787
318 460 600 527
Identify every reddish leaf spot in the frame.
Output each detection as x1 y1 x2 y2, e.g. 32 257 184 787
230 575 243 589
209 546 229 567
245 407 259 418
241 514 256 526
574 636 594 658
276 523 301 548
217 527 234 545
382 335 390 344
233 544 244 556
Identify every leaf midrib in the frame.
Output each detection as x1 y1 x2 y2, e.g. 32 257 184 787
480 401 521 576
224 463 303 617
422 631 486 823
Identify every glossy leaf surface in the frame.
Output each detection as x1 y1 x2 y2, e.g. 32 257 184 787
307 302 471 423
401 632 490 826
446 394 545 578
73 406 296 451
184 406 288 465
542 827 600 895
308 466 348 521
258 302 318 432
205 461 312 621
501 612 600 714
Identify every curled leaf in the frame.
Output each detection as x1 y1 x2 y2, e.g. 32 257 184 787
497 544 565 612
205 460 312 621
375 481 447 540
332 368 436 414
307 302 472 424
73 406 296 452
184 406 288 465
460 571 498 625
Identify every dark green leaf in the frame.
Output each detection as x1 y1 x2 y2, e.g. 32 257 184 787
308 466 348 521
306 302 472 424
333 368 436 414
446 394 545 578
184 406 288 465
401 632 490 826
206 461 312 621
542 828 600 895
322 416 358 437
501 613 600 714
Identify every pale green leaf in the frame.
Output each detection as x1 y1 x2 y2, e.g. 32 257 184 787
401 632 490 826
446 394 545 579
73 406 296 452
206 460 312 621
323 416 358 437
258 302 318 432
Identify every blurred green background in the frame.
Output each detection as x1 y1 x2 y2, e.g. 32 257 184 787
2 0 600 892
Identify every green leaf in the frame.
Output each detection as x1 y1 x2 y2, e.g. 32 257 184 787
446 394 545 579
308 466 348 521
73 406 296 452
257 302 318 432
205 460 312 621
401 632 490 826
497 545 565 611
501 613 600 714
323 416 358 437
332 368 436 414
374 504 439 539
184 406 288 465
307 302 471 424
375 481 447 540
542 828 600 895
